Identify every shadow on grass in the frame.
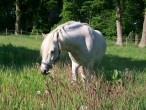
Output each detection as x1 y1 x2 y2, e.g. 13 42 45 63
60 53 146 73
58 52 146 80
0 43 145 78
100 54 146 79
102 55 146 71
0 43 40 68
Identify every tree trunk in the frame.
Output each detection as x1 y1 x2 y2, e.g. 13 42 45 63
115 0 122 46
139 11 146 48
15 0 20 35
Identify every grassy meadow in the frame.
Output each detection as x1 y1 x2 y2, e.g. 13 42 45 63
0 35 146 110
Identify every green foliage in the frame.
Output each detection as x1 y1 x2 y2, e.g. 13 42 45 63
47 0 58 10
111 69 122 85
60 0 79 21
122 0 144 35
0 0 15 29
0 0 145 38
80 0 93 23
112 69 119 80
91 10 116 38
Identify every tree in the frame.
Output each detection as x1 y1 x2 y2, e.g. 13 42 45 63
60 0 79 22
121 0 144 45
89 0 116 38
0 0 15 30
15 0 20 35
139 10 146 48
0 0 145 37
80 0 93 24
115 0 123 46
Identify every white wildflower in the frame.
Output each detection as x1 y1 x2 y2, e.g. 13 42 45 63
36 90 41 95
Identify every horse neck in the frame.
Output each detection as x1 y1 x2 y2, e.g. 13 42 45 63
57 24 87 53
59 36 83 53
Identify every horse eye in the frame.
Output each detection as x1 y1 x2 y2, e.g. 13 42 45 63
51 50 55 54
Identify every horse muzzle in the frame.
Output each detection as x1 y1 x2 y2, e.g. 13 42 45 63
40 63 52 75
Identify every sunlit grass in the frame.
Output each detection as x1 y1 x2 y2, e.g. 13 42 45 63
0 35 146 109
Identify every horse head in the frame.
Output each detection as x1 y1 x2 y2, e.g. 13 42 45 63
40 32 60 75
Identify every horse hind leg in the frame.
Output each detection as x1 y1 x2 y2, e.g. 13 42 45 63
87 63 94 83
71 61 79 83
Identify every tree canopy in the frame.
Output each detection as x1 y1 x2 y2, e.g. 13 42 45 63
0 0 145 39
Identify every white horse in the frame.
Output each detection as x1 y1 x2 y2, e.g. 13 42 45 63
40 21 106 83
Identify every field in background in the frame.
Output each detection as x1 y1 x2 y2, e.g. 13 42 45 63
0 35 146 110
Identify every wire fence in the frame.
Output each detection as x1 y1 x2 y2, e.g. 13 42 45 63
0 28 141 46
0 28 41 36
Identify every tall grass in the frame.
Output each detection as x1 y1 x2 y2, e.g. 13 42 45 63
0 35 146 110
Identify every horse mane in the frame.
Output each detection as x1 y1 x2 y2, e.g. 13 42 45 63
51 21 89 34
45 21 90 45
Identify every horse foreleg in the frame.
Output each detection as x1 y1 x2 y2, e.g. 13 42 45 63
71 61 79 83
79 66 87 83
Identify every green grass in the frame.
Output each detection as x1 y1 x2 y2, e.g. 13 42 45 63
0 35 146 110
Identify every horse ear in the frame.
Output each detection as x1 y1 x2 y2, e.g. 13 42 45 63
42 33 47 39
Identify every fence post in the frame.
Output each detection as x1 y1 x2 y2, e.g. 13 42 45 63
6 28 7 36
126 37 127 47
134 33 138 45
36 31 38 40
21 29 22 35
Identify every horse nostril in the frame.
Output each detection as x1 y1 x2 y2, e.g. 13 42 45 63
41 70 47 75
44 70 47 74
43 70 50 75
